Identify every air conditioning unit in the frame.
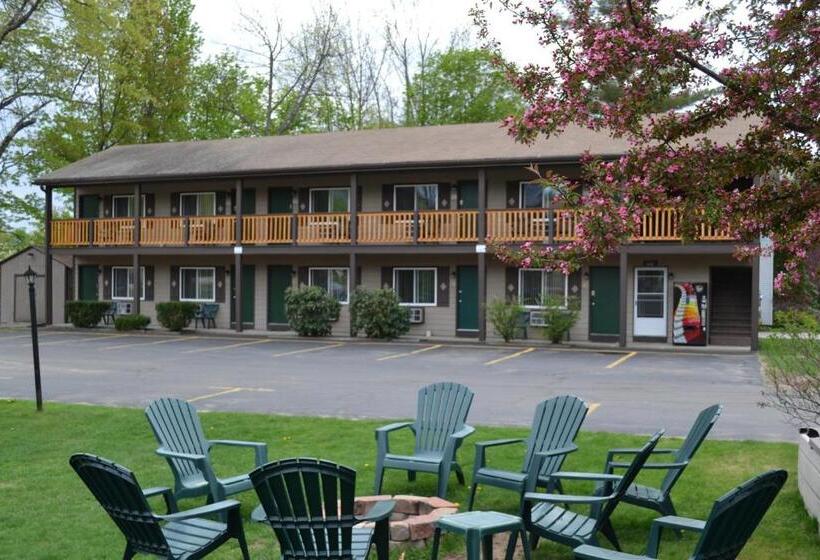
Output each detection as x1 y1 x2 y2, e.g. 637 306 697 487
529 311 547 327
408 307 425 324
116 301 133 315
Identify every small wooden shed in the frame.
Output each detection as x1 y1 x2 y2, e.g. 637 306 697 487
0 246 71 325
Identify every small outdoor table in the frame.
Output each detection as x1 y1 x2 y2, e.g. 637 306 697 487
431 510 531 560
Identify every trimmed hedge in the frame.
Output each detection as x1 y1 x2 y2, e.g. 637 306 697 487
156 302 198 332
114 314 150 331
349 288 410 339
487 299 525 342
66 300 110 328
284 286 340 336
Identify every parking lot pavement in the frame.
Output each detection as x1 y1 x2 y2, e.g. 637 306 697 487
0 329 794 442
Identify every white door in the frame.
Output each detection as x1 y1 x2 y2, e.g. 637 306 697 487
634 268 667 338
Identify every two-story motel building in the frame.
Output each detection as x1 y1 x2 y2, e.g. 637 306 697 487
35 121 764 349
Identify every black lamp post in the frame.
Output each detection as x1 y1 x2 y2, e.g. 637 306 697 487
23 265 43 412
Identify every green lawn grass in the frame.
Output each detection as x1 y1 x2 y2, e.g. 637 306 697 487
1 400 817 559
760 335 819 376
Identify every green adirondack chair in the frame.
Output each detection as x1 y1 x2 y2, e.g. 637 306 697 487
469 394 588 511
524 431 664 552
250 458 395 560
598 404 722 519
70 453 250 560
374 381 475 498
145 397 268 503
573 469 788 560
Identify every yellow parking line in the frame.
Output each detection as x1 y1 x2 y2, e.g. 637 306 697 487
182 338 271 354
102 336 199 351
188 387 243 403
377 344 442 361
588 402 601 414
40 334 130 346
484 347 535 366
271 342 344 358
605 351 638 369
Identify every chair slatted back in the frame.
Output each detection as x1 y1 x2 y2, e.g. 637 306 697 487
595 431 664 529
413 382 474 454
145 398 209 481
693 470 787 560
661 404 722 494
251 458 357 560
522 395 588 477
70 453 170 557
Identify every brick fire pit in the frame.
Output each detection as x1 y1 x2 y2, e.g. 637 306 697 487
355 495 459 547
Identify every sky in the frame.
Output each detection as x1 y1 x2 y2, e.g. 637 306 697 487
191 0 546 66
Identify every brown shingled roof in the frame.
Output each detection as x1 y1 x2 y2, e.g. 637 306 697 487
34 120 753 186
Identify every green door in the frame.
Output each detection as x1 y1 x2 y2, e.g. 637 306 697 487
78 266 98 300
78 195 99 218
242 188 257 214
230 265 255 327
456 266 479 332
458 182 478 209
590 266 620 336
267 265 291 326
268 189 291 213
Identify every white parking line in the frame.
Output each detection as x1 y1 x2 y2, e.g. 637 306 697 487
39 334 130 346
376 344 442 361
102 336 199 351
271 342 344 358
188 387 243 403
182 339 272 354
588 402 601 414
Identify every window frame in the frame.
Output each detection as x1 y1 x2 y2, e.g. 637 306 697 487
309 187 350 213
111 194 147 218
393 184 439 211
308 266 350 304
179 266 216 303
518 268 569 309
111 266 146 301
519 181 557 209
179 192 217 216
393 267 438 307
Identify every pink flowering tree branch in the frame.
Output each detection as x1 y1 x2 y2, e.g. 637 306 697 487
473 0 819 295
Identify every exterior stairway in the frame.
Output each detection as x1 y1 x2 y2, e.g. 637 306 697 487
709 267 753 346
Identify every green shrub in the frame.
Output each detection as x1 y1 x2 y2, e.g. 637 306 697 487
487 299 525 342
349 288 410 339
65 300 110 328
114 314 150 331
156 302 198 332
773 309 819 331
284 286 341 336
540 296 580 344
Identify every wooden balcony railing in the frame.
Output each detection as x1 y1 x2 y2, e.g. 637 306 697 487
51 219 90 247
418 210 478 242
141 217 184 246
49 208 733 247
243 214 292 244
187 216 236 245
297 213 350 243
358 212 414 243
93 218 133 246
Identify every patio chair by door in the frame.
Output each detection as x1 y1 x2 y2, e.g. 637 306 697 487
574 469 787 560
145 397 268 503
469 394 588 510
524 431 664 552
600 404 722 519
374 382 475 498
70 453 250 560
251 458 395 560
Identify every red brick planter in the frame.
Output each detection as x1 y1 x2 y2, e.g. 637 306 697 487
355 495 459 547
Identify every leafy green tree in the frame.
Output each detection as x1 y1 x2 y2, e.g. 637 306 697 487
409 48 523 125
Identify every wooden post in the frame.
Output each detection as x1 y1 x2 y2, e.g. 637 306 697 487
349 252 357 337
132 183 141 315
751 254 760 351
478 252 487 342
349 173 358 244
619 249 628 347
477 169 487 242
183 216 190 246
234 179 243 333
44 186 53 325
412 210 419 244
291 188 299 244
132 252 140 315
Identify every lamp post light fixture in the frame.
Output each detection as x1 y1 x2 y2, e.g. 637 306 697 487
23 265 43 412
